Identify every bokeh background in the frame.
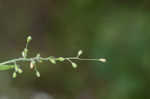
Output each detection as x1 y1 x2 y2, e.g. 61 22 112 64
0 0 149 99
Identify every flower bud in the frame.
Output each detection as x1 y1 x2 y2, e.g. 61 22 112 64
22 48 28 58
22 52 26 58
27 36 32 43
71 62 78 69
99 58 107 63
57 57 65 62
18 68 23 74
36 71 40 78
77 50 83 57
49 58 56 64
30 61 35 69
12 72 17 78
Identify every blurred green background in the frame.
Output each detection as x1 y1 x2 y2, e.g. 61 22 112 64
0 0 149 99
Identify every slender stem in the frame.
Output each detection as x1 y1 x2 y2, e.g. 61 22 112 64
0 56 100 66
0 58 32 65
65 57 99 61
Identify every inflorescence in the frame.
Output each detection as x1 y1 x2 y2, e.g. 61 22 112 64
0 36 107 78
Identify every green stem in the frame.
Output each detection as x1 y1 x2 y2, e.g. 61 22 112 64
0 56 100 66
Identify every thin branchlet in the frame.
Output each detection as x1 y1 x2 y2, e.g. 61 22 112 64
0 36 107 78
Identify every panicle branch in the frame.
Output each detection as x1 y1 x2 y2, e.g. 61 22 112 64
0 36 107 78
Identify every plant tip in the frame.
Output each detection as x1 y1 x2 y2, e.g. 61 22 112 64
98 58 107 63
